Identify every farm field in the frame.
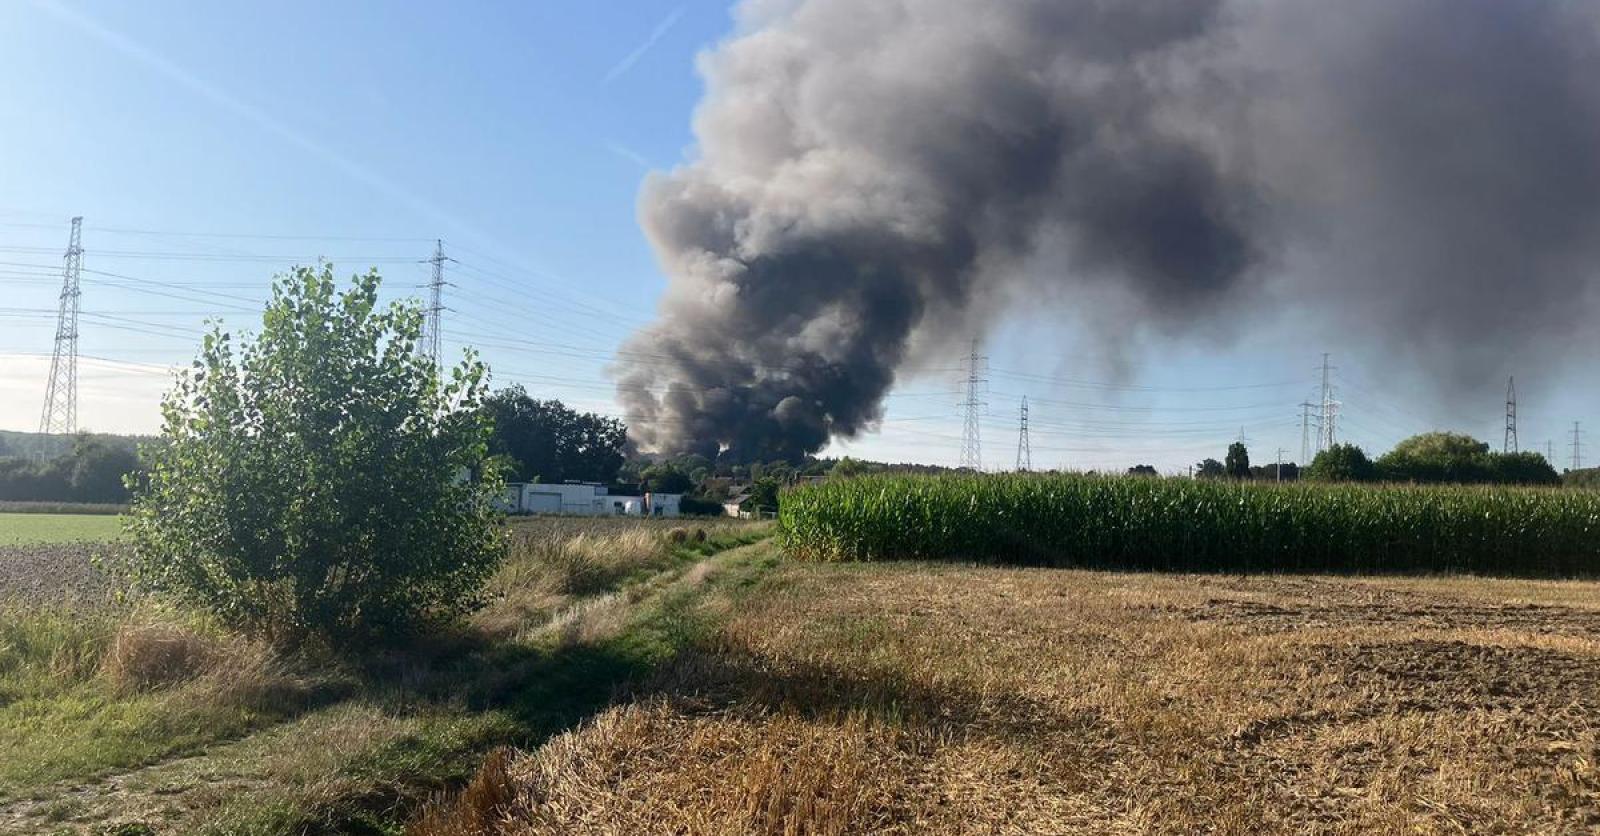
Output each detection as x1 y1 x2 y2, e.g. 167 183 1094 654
0 512 122 546
425 561 1600 834
0 516 773 835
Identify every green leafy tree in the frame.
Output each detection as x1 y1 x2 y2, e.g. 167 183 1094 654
1376 432 1491 483
1249 462 1299 481
1306 443 1377 482
1564 467 1600 488
1126 464 1158 477
641 462 694 494
483 386 626 484
66 437 140 503
833 457 873 479
1195 458 1225 479
745 477 782 513
1225 442 1250 479
1488 451 1560 485
125 265 504 644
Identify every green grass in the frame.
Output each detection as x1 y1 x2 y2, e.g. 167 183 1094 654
781 472 1600 576
0 512 123 545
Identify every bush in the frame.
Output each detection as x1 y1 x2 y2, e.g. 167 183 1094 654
124 265 506 645
1305 443 1377 482
1565 468 1600 489
679 496 725 517
1488 451 1561 485
779 472 1600 576
1375 432 1490 483
1374 433 1561 485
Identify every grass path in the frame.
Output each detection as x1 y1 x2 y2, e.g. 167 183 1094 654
0 534 782 835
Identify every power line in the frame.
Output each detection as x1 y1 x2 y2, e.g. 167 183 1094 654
39 217 83 438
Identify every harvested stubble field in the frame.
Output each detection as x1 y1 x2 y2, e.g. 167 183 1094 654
423 561 1600 835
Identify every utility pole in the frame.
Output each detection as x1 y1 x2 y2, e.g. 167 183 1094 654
1548 440 1556 465
39 216 83 439
1318 353 1338 452
421 239 449 365
1503 376 1518 453
1300 401 1316 464
1572 421 1584 471
959 339 987 471
1275 447 1287 482
1014 397 1031 472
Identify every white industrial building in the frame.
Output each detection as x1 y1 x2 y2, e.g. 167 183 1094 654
502 482 683 517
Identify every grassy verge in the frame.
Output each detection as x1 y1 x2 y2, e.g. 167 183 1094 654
0 519 775 835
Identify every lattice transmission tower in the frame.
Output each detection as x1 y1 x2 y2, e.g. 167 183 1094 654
1299 401 1315 464
39 217 83 437
959 339 987 471
421 239 449 365
1015 397 1031 472
1317 353 1339 452
1503 376 1517 453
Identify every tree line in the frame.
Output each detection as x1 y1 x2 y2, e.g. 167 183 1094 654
0 435 142 503
1189 431 1568 486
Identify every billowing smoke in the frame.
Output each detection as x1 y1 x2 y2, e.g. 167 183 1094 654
618 0 1600 461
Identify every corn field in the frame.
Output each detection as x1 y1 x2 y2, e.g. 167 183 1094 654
779 473 1600 575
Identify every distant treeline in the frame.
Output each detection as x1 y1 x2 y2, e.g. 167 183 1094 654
0 430 148 460
0 435 144 503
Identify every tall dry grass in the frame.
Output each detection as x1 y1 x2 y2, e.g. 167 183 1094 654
474 522 760 639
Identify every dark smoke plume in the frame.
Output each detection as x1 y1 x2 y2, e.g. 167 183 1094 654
618 0 1600 461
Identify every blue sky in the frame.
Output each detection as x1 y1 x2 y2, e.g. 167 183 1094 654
0 1 1587 472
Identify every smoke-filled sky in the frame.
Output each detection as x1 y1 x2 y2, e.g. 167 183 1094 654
619 0 1600 463
3 1 1599 472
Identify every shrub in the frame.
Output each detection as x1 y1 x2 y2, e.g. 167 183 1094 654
1370 432 1562 485
124 265 506 645
679 496 725 517
1376 432 1491 483
1488 451 1561 485
779 472 1600 576
1305 443 1377 482
1565 468 1600 489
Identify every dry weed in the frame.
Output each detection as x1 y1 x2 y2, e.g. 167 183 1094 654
100 622 219 693
407 747 520 836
